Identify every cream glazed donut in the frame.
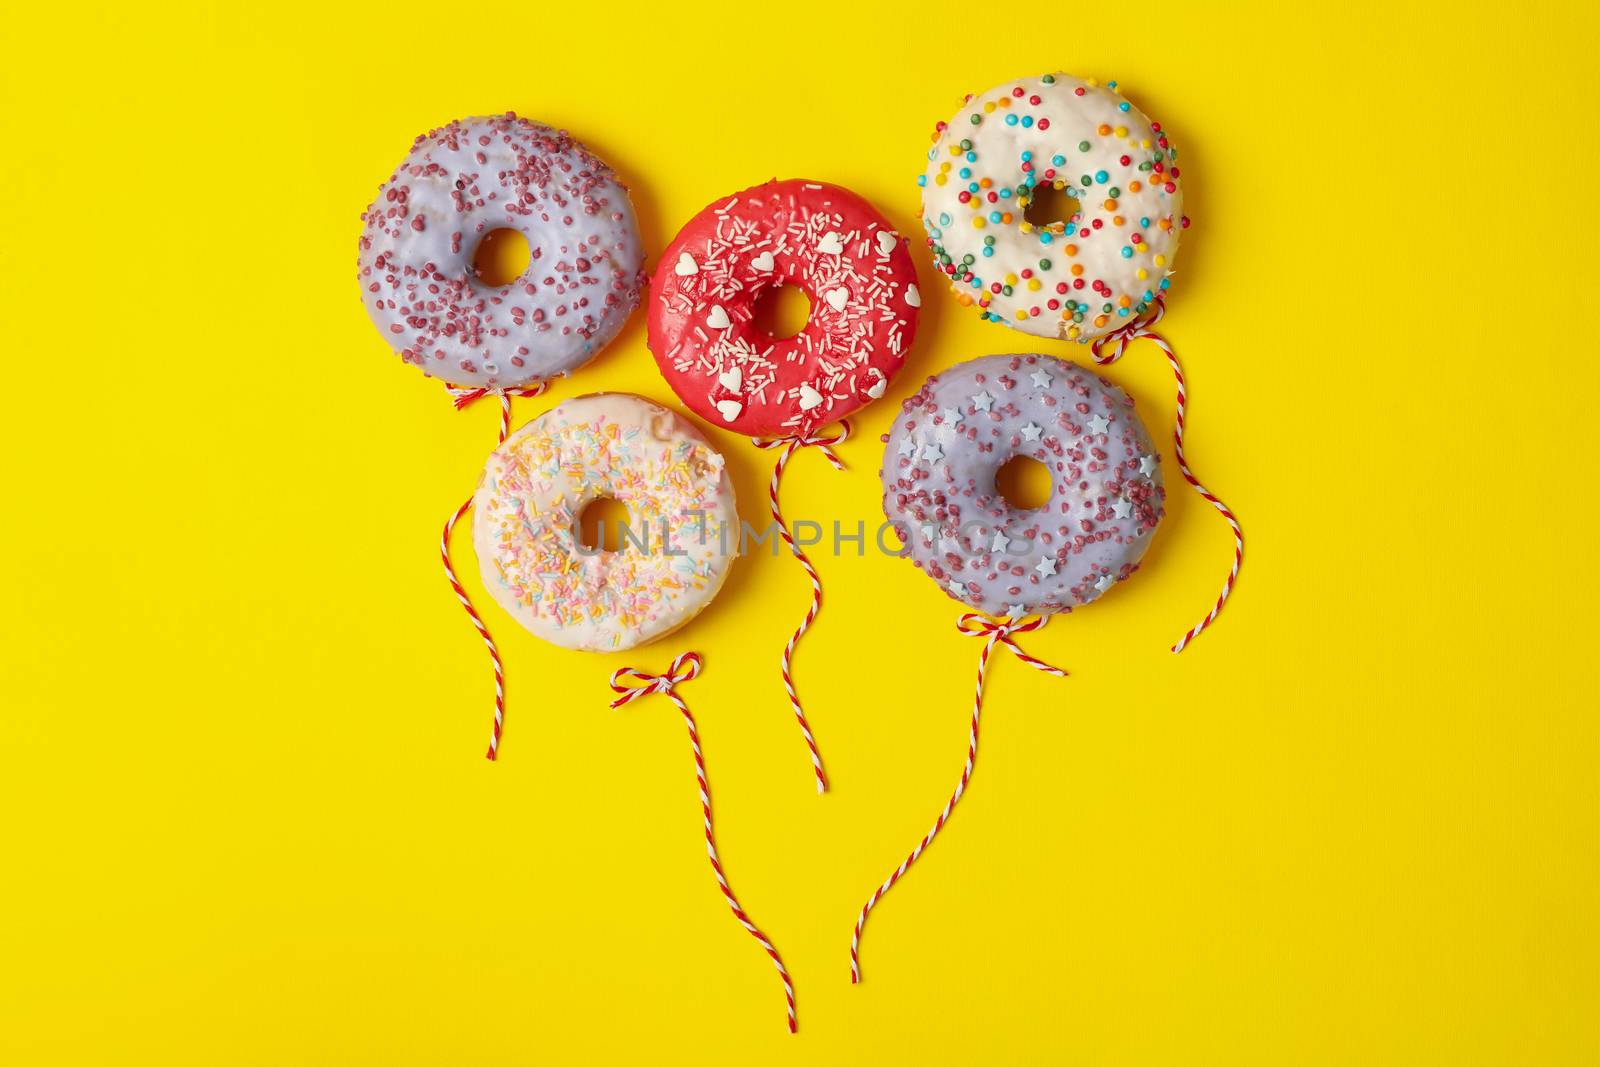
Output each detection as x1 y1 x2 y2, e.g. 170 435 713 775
358 114 645 388
881 354 1164 616
472 394 738 652
648 179 921 437
918 74 1188 342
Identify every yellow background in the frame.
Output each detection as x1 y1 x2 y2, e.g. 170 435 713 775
3 2 1597 1063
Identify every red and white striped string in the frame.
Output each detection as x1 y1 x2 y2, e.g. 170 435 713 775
751 420 852 794
608 652 798 1033
1091 303 1243 652
849 614 1066 983
438 382 548 760
445 383 548 444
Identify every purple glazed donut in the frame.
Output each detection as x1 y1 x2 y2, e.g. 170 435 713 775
880 354 1164 616
357 114 646 389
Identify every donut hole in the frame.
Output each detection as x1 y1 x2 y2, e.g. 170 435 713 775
576 496 634 553
752 284 812 339
472 228 532 287
1022 183 1083 230
995 455 1052 511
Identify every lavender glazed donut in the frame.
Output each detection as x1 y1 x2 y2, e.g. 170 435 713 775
881 354 1164 616
357 114 645 389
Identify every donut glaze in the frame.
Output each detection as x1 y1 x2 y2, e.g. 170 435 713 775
881 355 1164 616
358 114 645 389
918 74 1187 343
648 179 920 437
473 394 738 652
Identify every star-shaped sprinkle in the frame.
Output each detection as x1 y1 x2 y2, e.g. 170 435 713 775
1093 573 1115 594
938 533 961 555
1086 413 1110 435
941 406 964 427
1035 556 1058 578
1111 498 1133 520
898 436 916 458
1003 602 1025 617
1030 369 1053 388
920 441 945 463
1020 422 1043 442
990 530 1011 553
1138 454 1158 477
972 391 996 413
947 577 968 598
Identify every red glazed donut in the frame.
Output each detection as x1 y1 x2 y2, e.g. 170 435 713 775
647 179 921 437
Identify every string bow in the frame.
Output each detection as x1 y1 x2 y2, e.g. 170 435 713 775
446 381 549 443
606 651 798 1033
746 418 853 794
849 613 1066 984
1088 298 1244 654
607 651 703 708
954 613 1069 679
1089 295 1170 365
751 419 852 470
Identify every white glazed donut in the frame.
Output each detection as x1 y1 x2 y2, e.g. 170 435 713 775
918 74 1187 342
472 394 738 652
358 114 646 389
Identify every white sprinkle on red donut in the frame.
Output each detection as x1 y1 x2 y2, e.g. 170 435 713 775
647 179 920 437
358 114 645 389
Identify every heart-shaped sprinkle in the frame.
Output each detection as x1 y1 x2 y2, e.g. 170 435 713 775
750 250 775 271
817 231 844 255
905 284 921 308
706 304 731 329
718 366 742 391
876 231 898 256
674 251 698 276
798 384 823 411
715 399 743 422
824 287 848 312
866 376 886 399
